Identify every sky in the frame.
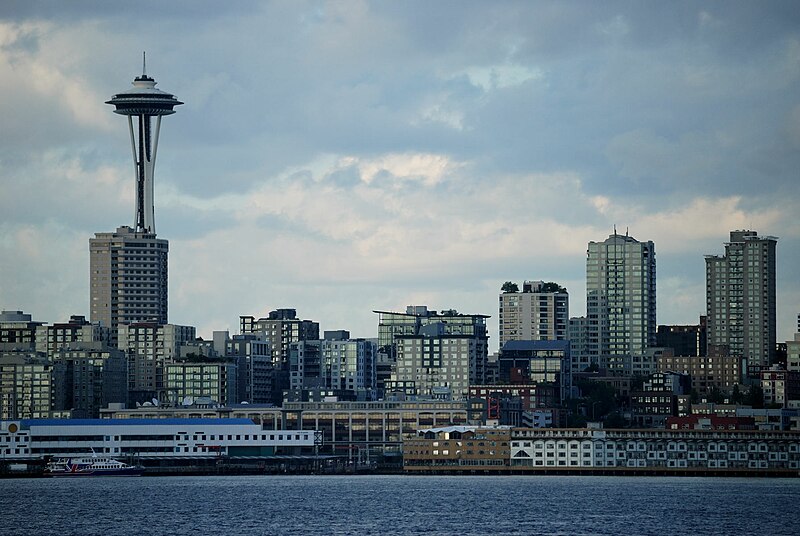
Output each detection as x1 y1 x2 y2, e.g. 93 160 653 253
1 1 799 352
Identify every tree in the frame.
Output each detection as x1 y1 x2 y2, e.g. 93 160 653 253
501 281 519 293
743 385 765 409
540 281 567 293
731 384 743 405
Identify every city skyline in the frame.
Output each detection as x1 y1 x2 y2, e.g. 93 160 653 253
1 2 799 351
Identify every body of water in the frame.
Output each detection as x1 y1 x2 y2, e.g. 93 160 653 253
1 475 798 535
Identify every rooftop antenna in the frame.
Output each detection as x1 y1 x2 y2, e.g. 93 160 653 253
626 226 629 237
613 224 617 236
142 51 146 77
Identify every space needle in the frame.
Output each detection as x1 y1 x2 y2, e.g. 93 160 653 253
106 53 183 233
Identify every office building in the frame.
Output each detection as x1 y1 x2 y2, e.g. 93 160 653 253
656 317 707 357
498 280 568 346
164 359 237 406
53 347 128 418
216 332 273 404
0 310 44 350
117 322 196 403
0 352 68 419
375 306 490 393
240 309 319 403
35 315 111 356
497 340 571 403
586 232 656 373
705 230 778 371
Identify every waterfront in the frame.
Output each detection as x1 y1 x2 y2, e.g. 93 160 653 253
2 475 799 536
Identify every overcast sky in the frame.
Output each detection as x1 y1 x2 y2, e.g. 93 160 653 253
1 1 799 352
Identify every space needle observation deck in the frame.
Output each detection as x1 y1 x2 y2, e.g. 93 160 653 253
106 53 183 234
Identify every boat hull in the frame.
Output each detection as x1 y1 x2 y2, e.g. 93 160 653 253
46 466 145 477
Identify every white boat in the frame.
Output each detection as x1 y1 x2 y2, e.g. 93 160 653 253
44 456 144 477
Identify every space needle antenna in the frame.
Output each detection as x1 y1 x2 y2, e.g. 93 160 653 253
142 51 146 77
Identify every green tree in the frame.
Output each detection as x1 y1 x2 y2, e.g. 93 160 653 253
501 281 519 293
731 384 743 404
540 282 567 293
744 385 765 409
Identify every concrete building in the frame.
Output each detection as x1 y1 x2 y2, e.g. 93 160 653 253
656 318 707 357
240 309 319 402
705 230 778 372
498 340 571 403
389 328 480 400
585 232 656 374
290 332 377 400
0 310 44 351
164 359 237 406
375 306 490 394
403 426 511 470
0 353 68 419
35 315 111 356
117 322 196 403
90 226 169 334
53 347 127 418
787 333 800 372
217 332 273 404
498 280 568 346
761 367 800 408
657 353 742 396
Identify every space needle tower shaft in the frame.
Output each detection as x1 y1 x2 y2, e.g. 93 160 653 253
106 53 183 234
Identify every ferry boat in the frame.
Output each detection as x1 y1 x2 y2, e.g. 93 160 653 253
44 456 145 477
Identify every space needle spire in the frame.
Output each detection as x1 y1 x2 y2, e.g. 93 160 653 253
106 53 183 233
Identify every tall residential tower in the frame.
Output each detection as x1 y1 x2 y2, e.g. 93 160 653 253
705 230 777 371
90 57 182 334
586 232 656 373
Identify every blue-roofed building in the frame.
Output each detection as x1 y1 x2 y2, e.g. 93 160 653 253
0 418 318 463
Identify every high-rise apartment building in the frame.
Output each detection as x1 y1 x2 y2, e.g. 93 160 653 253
498 280 568 346
705 230 777 371
389 325 483 400
289 332 377 399
0 352 68 419
375 306 490 393
215 332 273 404
586 232 656 373
117 322 196 403
240 309 320 403
90 226 169 332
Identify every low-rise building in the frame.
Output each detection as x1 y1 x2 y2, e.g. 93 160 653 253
403 426 511 470
657 353 742 395
0 418 317 462
509 427 800 472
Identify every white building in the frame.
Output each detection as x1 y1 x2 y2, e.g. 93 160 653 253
586 233 656 373
0 418 316 461
499 281 569 347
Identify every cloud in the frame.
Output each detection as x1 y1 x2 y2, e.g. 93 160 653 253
1 2 800 351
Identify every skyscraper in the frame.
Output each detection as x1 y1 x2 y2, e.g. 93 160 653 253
90 58 182 334
586 232 656 374
705 230 777 371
